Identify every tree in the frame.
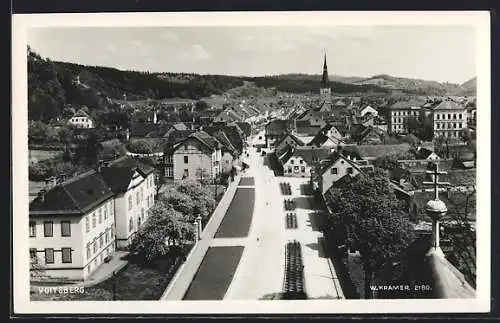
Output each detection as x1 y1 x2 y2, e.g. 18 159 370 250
324 169 415 299
162 188 196 220
129 201 195 262
175 180 216 221
74 130 104 167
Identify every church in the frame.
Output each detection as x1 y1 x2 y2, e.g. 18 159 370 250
318 54 333 113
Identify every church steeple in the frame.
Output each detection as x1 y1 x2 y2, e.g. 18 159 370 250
320 52 332 106
322 52 329 87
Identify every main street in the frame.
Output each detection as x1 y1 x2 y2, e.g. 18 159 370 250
224 135 344 300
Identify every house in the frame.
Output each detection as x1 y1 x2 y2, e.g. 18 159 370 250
172 131 222 182
313 151 372 195
69 109 94 129
265 119 291 148
414 146 440 160
431 100 467 139
164 130 197 179
29 170 115 280
279 146 332 178
100 157 156 249
307 124 344 148
350 125 388 145
211 130 240 174
293 108 327 129
235 122 252 138
359 105 378 118
203 124 245 155
274 131 305 152
213 109 243 123
387 99 426 134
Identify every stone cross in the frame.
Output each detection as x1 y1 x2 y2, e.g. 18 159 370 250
423 163 450 200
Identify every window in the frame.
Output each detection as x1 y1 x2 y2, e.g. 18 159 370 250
459 113 463 119
110 226 114 239
301 166 305 172
453 114 456 119
105 229 109 243
347 167 354 174
331 167 338 174
85 217 90 233
141 208 144 221
98 209 102 224
138 217 142 228
92 213 96 228
453 123 457 129
299 160 303 164
43 221 53 237
45 248 54 264
436 114 440 120
288 167 292 173
136 191 140 205
290 160 294 165
93 240 98 253
29 221 36 237
128 196 133 210
87 243 91 259
129 218 134 232
99 235 103 248
184 156 189 164
62 248 72 263
141 187 144 201
30 248 37 264
294 166 299 172
104 207 108 220
184 169 189 177
61 221 71 237
448 114 451 119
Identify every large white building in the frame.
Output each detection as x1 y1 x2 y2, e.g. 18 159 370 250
100 157 156 249
431 100 467 139
29 157 157 281
29 170 116 280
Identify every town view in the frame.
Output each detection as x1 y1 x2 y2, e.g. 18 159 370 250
27 26 477 302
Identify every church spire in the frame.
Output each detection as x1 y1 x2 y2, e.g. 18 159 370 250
322 52 329 87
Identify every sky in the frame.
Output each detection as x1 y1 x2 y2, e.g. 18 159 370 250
27 26 476 84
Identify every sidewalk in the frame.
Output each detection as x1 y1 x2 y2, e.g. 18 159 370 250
30 250 129 290
160 172 242 300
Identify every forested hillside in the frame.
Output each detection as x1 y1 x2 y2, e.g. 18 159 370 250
27 47 391 122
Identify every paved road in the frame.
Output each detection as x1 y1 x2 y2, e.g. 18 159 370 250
224 139 344 300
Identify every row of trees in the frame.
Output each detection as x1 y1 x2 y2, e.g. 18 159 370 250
129 181 216 262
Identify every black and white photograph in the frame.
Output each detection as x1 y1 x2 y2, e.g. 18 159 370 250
12 11 490 314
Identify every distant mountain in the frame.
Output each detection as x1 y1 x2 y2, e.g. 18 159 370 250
459 77 477 96
351 74 476 96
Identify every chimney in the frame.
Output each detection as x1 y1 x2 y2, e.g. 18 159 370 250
38 189 47 202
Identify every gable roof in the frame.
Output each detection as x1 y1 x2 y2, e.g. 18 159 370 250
315 151 364 176
212 130 237 156
73 109 91 118
431 100 466 111
30 170 114 215
236 122 252 137
203 124 245 153
415 147 437 159
275 131 305 148
265 119 290 135
100 156 155 193
289 146 332 165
